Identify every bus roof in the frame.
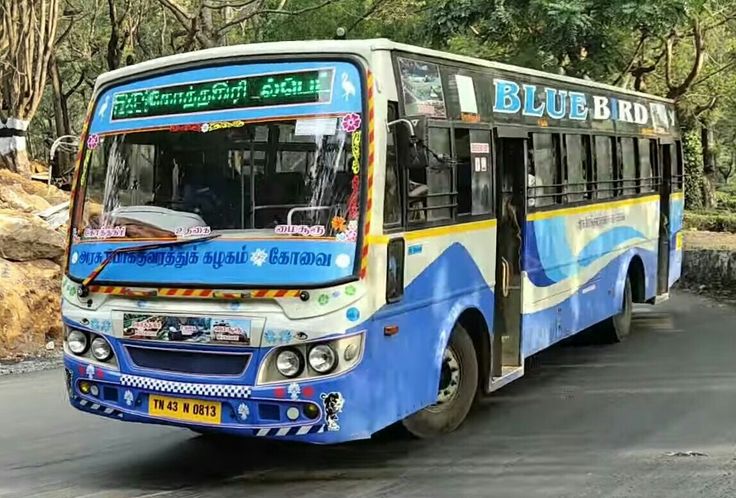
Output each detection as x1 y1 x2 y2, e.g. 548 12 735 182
95 38 674 105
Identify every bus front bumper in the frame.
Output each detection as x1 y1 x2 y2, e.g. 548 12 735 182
63 354 368 443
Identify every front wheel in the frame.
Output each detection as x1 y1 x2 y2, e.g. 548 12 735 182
402 323 478 438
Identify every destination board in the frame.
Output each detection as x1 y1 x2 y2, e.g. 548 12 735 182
111 69 334 121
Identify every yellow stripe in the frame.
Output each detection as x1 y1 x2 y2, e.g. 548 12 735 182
527 195 660 221
367 219 497 245
671 192 684 201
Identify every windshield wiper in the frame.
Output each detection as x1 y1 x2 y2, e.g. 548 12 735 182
77 234 221 297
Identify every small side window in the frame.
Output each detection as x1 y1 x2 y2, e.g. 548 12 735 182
383 107 402 226
638 139 653 192
529 133 558 208
595 136 614 199
621 138 637 196
565 135 585 203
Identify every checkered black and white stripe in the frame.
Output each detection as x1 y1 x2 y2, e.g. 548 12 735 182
79 398 124 418
253 425 325 437
119 374 252 399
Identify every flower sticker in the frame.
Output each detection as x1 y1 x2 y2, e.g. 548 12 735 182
336 232 347 242
318 294 330 305
288 382 301 400
341 113 362 133
200 123 210 133
348 220 358 231
250 248 268 267
86 134 101 150
331 216 347 233
346 229 358 242
345 285 356 296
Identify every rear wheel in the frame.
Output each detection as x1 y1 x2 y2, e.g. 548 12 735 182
402 323 478 438
603 276 633 343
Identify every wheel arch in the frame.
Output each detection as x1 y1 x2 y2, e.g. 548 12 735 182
627 254 647 303
455 307 491 396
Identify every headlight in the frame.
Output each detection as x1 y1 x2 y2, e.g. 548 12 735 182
67 330 88 355
91 337 113 362
276 349 304 378
308 344 337 374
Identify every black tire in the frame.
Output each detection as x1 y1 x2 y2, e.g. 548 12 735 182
603 276 633 343
402 323 478 438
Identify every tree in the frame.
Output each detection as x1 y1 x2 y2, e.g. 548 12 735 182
0 0 60 176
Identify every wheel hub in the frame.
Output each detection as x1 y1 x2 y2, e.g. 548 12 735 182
436 347 461 406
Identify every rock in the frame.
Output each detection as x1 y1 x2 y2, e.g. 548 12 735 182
45 341 55 351
0 209 66 262
0 258 63 358
0 184 51 212
0 169 68 205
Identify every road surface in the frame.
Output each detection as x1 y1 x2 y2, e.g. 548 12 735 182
2 291 736 498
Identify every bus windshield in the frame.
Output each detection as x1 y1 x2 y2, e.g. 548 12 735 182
76 119 362 241
67 59 366 288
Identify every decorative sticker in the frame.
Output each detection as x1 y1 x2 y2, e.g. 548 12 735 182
321 392 345 432
170 124 202 133
346 307 360 322
295 117 337 136
334 253 351 269
237 403 250 420
288 382 301 400
331 215 347 233
89 319 113 334
341 113 362 133
351 130 362 174
408 244 423 256
341 71 357 101
204 120 245 133
124 390 134 407
83 226 127 239
397 57 447 118
275 225 327 237
263 328 294 345
347 176 360 220
249 248 268 267
345 285 356 296
122 314 251 345
274 386 286 399
175 226 211 237
86 134 101 150
318 294 330 306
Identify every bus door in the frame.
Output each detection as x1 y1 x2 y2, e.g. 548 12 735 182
657 140 674 296
491 128 527 383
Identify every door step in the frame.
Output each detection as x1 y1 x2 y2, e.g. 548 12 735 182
490 365 524 393
654 292 670 304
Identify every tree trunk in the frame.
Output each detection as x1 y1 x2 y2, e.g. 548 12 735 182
0 118 32 176
701 125 717 208
49 56 72 177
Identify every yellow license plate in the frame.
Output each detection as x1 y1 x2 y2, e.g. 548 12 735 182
148 395 221 425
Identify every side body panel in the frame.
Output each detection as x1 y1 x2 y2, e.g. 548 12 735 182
521 196 660 357
669 191 684 287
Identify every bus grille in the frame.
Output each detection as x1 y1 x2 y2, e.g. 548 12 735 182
125 346 250 376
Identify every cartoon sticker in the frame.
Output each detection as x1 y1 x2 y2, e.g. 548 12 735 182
275 225 327 237
321 392 345 432
237 403 250 420
341 113 362 133
124 390 134 406
263 329 294 346
341 72 357 101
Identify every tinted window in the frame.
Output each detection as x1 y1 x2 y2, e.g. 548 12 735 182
621 138 637 195
530 133 558 208
595 136 614 199
455 128 472 216
639 139 653 192
565 135 585 203
384 129 401 225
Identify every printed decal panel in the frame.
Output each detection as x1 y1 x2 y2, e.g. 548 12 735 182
67 239 356 286
523 197 660 311
89 61 363 135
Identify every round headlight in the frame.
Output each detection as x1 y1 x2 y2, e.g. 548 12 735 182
67 330 88 355
91 337 113 362
276 349 304 378
308 344 337 374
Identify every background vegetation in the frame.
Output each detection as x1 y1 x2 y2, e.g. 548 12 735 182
2 0 736 229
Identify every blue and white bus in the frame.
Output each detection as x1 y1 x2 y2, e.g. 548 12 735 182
62 39 684 443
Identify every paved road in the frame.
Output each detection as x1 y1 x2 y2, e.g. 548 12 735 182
2 291 736 498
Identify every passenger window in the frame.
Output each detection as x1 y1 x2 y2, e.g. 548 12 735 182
565 135 585 203
638 139 653 192
595 136 614 199
425 127 453 222
673 141 684 191
620 138 637 196
530 133 558 208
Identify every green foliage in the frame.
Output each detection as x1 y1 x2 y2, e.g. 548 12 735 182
685 210 736 233
683 129 706 209
715 191 736 212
